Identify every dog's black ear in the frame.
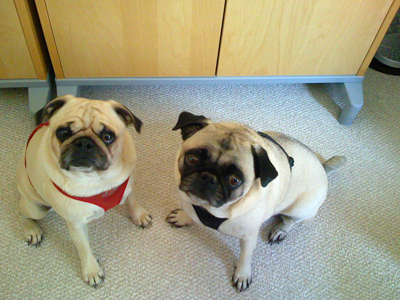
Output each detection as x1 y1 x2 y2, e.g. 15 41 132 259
172 111 209 140
109 101 142 133
41 95 73 123
34 107 45 125
252 145 278 187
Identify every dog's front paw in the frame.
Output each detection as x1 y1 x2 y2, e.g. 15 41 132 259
166 208 193 227
130 206 153 228
268 228 288 245
232 266 252 292
83 262 105 288
23 220 43 247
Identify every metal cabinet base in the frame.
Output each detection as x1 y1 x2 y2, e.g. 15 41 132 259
56 75 364 126
0 73 53 113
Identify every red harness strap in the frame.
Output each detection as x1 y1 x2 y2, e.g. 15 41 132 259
52 178 129 212
25 123 129 211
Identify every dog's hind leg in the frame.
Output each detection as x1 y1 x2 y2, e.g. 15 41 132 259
268 189 327 244
268 215 300 244
18 196 50 247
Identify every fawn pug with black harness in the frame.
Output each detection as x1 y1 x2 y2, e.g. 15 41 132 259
16 95 152 287
167 112 346 292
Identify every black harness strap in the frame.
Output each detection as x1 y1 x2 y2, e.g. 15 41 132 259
192 205 227 230
257 132 294 169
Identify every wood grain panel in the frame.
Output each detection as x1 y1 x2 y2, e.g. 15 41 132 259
43 0 225 78
358 0 400 76
218 0 394 76
14 0 49 80
0 0 36 79
35 0 64 79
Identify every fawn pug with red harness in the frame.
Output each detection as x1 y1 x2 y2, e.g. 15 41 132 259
16 95 152 287
167 112 346 292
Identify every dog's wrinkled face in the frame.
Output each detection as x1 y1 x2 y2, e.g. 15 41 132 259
178 130 255 207
56 115 115 172
176 121 257 207
42 95 141 175
173 112 278 208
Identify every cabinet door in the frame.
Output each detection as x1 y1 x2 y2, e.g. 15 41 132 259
43 0 225 78
218 0 394 76
0 0 36 79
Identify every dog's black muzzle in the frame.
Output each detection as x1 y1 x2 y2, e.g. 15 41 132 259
60 137 109 171
179 165 229 207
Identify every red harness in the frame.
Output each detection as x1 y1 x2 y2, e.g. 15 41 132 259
25 123 129 211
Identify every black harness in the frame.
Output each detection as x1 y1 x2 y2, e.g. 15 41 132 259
257 132 294 169
192 132 294 230
192 205 227 230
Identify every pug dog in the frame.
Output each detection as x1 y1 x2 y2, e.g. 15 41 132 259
167 112 346 292
16 95 152 287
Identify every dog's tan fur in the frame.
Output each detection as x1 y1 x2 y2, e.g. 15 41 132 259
168 115 346 292
16 95 152 287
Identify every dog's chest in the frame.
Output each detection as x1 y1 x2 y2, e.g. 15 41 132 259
52 177 130 212
24 124 133 222
181 199 266 239
187 204 256 238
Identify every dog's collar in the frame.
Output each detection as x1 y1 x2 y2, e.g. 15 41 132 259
192 205 227 230
52 178 130 211
25 122 129 211
257 132 294 169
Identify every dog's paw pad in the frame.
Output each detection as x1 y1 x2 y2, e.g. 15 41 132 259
133 214 153 228
26 233 43 247
83 266 105 288
232 271 252 292
268 228 287 245
166 209 193 227
25 229 43 247
139 214 153 228
130 210 153 228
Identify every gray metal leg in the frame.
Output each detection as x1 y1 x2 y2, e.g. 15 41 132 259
338 82 364 125
53 76 365 125
28 85 52 113
57 85 80 97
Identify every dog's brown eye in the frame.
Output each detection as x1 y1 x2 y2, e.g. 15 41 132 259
56 127 72 142
102 132 115 144
228 175 241 187
185 154 198 165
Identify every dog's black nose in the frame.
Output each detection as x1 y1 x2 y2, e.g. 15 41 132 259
200 172 217 186
74 137 94 152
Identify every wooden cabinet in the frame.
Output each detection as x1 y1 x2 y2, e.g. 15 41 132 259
0 0 51 113
0 0 47 80
35 0 400 79
36 0 225 78
218 0 396 76
34 0 400 124
36 0 399 79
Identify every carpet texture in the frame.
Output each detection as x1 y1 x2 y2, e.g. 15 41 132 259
0 69 399 299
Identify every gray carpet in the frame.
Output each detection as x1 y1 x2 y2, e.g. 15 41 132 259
0 69 399 299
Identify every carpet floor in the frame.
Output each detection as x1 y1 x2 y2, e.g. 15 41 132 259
0 68 399 299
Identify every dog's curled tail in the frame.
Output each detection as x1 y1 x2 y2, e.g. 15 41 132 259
323 156 347 174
